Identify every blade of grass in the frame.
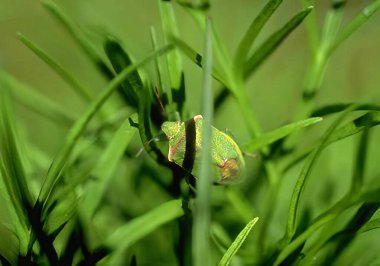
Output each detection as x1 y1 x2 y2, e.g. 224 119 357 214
311 103 380 117
244 117 322 152
283 1 345 151
37 45 172 210
234 0 284 75
105 199 184 264
18 33 92 102
350 129 369 193
170 37 229 88
104 38 144 108
281 111 380 173
359 218 380 233
218 218 259 266
159 0 186 116
79 114 138 224
284 105 357 244
300 0 319 55
0 71 76 127
193 17 213 266
215 6 312 110
244 6 313 77
0 89 32 255
328 0 380 55
42 0 112 77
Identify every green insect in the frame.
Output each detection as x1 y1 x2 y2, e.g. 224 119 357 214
161 115 245 184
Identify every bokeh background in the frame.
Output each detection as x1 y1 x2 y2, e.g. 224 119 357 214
1 0 380 265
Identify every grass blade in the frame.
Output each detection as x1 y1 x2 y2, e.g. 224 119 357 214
42 0 112 77
311 103 380 117
359 218 380 233
350 129 369 192
105 38 144 108
18 33 92 102
0 70 76 127
244 117 322 152
284 105 356 244
170 37 229 88
244 6 313 77
159 0 186 116
323 203 380 264
218 218 259 266
329 0 380 55
105 199 184 263
193 17 213 266
79 114 138 224
37 45 172 209
234 0 283 74
0 89 31 255
281 111 380 173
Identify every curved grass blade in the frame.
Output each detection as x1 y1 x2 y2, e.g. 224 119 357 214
0 71 76 127
328 0 380 55
359 218 380 233
37 45 172 210
193 17 213 266
170 37 229 88
215 5 311 111
42 0 112 77
244 6 313 78
218 218 259 266
105 199 184 264
105 38 144 108
18 33 92 102
281 111 380 173
311 103 380 117
79 114 138 224
234 0 284 74
244 117 322 152
159 0 186 116
284 105 356 244
0 90 32 255
322 202 379 264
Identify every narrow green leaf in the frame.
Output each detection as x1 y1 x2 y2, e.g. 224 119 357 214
300 0 319 55
170 37 229 88
283 2 345 151
0 70 76 127
105 199 184 262
104 38 144 108
218 218 259 266
350 129 369 192
285 105 356 244
0 90 31 255
359 218 380 233
80 114 138 224
245 117 322 152
159 0 186 115
311 103 380 117
37 45 172 210
42 0 112 77
329 0 380 55
244 6 313 77
281 111 380 173
193 17 213 266
234 0 284 74
18 33 92 102
324 203 380 264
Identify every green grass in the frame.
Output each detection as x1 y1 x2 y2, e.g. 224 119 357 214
1 0 380 265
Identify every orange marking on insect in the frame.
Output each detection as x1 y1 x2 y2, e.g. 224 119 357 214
220 158 239 179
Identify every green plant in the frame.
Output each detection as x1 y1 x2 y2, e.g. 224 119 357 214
1 0 380 265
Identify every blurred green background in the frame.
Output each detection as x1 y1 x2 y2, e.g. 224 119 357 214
1 0 380 265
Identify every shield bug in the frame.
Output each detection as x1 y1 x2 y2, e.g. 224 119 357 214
161 115 245 184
